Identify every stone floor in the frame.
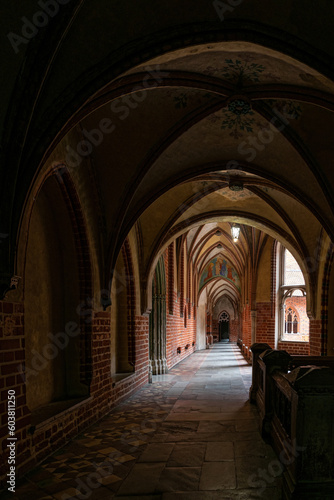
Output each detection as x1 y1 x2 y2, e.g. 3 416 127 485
4 343 283 499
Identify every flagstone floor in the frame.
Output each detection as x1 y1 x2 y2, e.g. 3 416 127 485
4 343 282 499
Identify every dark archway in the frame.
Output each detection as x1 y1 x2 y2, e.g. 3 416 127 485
219 311 230 342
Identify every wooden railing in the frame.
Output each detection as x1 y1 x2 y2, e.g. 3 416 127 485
289 355 334 371
250 343 334 499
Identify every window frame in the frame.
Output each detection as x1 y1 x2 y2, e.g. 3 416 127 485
277 246 308 342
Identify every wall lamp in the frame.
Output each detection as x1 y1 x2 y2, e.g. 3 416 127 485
231 223 241 242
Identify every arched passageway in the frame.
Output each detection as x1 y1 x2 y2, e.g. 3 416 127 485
2 4 334 495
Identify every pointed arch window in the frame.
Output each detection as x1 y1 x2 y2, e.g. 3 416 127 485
285 307 299 334
219 311 230 322
276 246 309 342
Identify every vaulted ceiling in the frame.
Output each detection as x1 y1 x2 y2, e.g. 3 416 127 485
1 1 334 306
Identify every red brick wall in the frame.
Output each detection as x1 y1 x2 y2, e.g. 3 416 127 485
0 306 149 488
0 301 29 487
165 247 196 369
122 238 136 367
277 341 310 355
277 316 317 355
166 292 196 369
256 302 275 348
321 244 334 355
206 313 211 334
229 318 239 343
134 315 150 377
212 318 218 341
309 318 322 355
90 312 148 411
241 304 251 359
168 243 174 315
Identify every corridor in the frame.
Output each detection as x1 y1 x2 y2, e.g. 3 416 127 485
3 4 334 493
9 343 281 500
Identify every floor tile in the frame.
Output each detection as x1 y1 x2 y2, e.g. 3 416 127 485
205 441 234 461
235 439 267 458
116 464 165 495
116 496 161 500
156 467 201 492
235 456 275 489
162 487 281 499
167 443 206 467
6 343 282 499
197 421 235 433
138 443 175 463
199 462 236 490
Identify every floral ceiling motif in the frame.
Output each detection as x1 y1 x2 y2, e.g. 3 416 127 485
167 59 302 138
165 89 213 109
219 58 266 86
220 99 256 138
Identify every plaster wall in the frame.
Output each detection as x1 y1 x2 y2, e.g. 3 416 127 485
24 180 81 410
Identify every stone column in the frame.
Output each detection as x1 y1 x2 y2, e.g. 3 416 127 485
149 294 168 375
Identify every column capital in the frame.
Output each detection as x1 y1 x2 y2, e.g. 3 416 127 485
0 275 21 300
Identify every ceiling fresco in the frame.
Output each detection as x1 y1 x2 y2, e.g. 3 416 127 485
199 256 241 292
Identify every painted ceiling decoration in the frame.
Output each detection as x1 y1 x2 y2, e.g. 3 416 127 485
202 54 270 82
267 100 302 121
220 99 255 138
167 94 300 139
174 92 188 109
2 18 334 320
199 256 241 292
167 89 214 109
219 58 266 85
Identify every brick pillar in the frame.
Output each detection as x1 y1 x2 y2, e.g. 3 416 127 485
242 304 251 358
134 315 149 380
90 311 111 407
309 318 322 355
168 243 174 315
0 301 31 487
212 319 218 340
206 313 212 335
230 318 239 343
180 247 184 317
255 302 275 347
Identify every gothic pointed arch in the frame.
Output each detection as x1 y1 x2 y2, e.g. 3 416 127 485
22 166 93 419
